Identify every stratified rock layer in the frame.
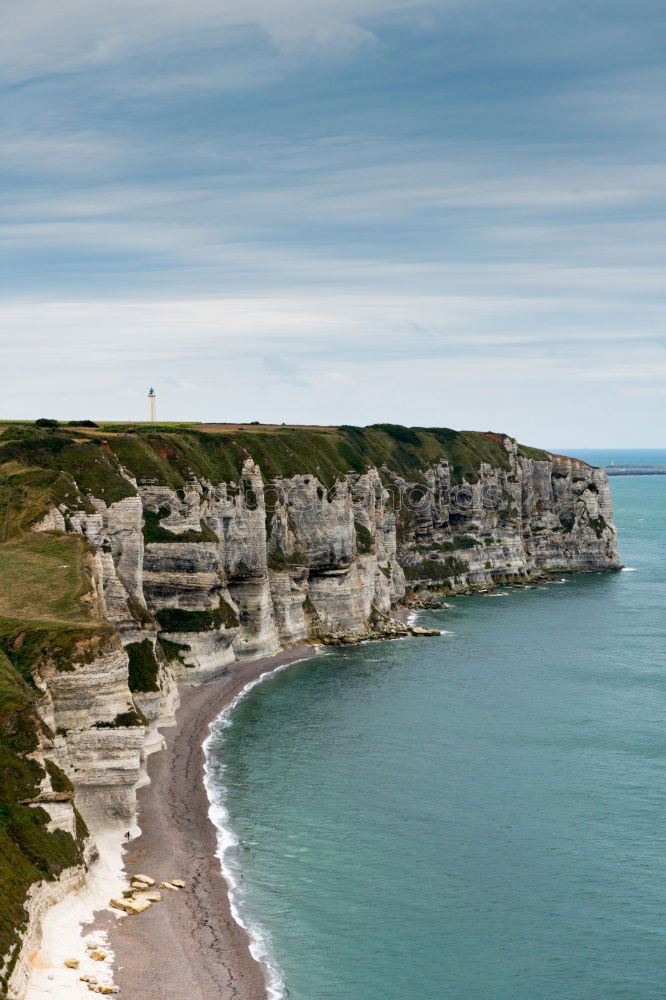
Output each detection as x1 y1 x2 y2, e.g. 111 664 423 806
2 427 620 998
32 437 620 831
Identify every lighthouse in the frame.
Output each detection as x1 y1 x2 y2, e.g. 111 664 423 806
148 387 156 423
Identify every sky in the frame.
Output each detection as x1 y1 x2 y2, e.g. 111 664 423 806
2 0 665 447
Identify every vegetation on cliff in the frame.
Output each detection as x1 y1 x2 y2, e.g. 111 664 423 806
142 507 219 544
0 418 607 986
0 434 113 983
126 639 161 693
0 804 84 991
0 649 87 993
154 598 239 634
1 422 557 510
107 423 523 487
403 557 469 584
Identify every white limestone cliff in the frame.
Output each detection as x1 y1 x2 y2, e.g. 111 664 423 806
5 439 620 998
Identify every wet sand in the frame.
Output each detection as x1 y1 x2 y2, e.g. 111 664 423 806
98 646 315 1000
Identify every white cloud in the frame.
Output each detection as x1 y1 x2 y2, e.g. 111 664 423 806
0 293 661 445
0 0 427 82
1 0 664 445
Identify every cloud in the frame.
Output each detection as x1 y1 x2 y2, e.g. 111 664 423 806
1 0 664 443
0 290 662 444
0 0 424 83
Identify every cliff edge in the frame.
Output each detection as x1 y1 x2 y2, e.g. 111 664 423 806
0 422 620 995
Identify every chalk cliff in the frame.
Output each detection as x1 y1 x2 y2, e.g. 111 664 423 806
0 423 620 995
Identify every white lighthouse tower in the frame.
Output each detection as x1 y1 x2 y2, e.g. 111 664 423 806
148 387 156 423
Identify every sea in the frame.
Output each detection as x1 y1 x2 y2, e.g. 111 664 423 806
204 449 666 1000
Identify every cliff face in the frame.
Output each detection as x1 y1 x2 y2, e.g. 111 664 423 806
0 423 620 994
19 431 619 818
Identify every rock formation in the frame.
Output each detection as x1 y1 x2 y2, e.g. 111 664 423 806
0 423 620 996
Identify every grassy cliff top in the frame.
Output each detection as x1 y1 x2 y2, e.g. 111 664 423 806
0 438 114 684
0 421 554 497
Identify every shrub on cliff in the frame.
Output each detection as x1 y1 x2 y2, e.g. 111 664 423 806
404 557 468 582
354 521 374 554
0 805 83 990
268 547 308 570
126 639 160 693
0 652 87 991
143 508 219 544
154 599 239 633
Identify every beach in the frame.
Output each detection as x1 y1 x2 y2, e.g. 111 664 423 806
95 645 315 1000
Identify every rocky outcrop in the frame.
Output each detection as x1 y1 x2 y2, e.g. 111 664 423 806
395 440 619 591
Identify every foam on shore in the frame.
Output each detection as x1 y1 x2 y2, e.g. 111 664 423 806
203 652 319 1000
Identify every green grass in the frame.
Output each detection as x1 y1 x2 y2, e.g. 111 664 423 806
0 651 40 756
0 525 113 687
0 617 115 683
0 435 135 505
29 425 520 489
0 533 92 622
1 424 551 504
0 645 64 807
0 467 93 540
517 443 550 462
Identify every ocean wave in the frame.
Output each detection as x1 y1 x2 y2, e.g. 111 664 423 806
203 655 317 1000
622 567 637 572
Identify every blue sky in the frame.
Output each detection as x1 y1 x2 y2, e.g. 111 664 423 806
2 0 665 447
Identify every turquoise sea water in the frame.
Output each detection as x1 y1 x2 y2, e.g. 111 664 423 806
205 466 666 1000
